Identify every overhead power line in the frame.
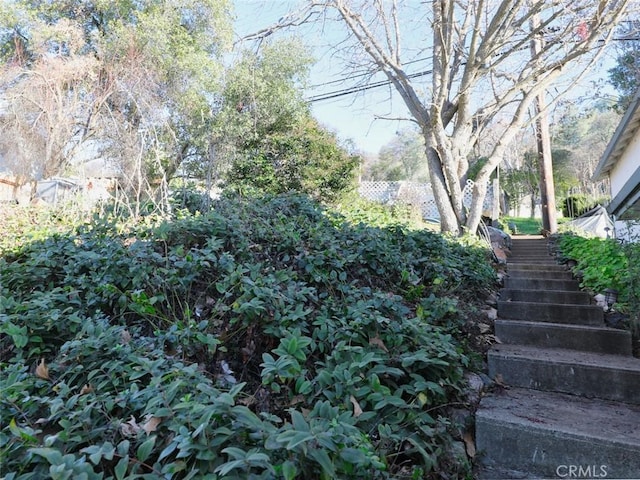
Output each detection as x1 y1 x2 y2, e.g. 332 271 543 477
306 37 638 104
307 69 433 103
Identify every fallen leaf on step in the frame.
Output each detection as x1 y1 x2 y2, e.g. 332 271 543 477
462 431 476 458
494 374 506 387
478 323 492 334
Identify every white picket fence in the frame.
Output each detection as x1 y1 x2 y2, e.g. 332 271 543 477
358 179 494 221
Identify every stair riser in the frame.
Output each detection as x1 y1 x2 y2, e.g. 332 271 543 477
509 258 557 264
500 289 591 305
476 419 640 480
511 248 551 254
497 301 603 325
488 354 640 404
504 278 580 291
507 270 574 280
495 320 632 355
507 264 567 271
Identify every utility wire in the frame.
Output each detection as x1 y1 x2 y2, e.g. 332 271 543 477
307 69 433 103
306 37 639 104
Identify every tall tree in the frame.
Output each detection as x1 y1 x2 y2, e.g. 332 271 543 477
0 0 232 203
608 20 640 111
245 0 634 234
552 103 620 197
371 128 429 182
210 39 359 200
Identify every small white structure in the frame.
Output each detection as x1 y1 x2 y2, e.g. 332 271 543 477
593 88 640 242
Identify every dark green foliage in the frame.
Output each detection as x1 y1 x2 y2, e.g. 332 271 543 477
224 121 360 202
558 234 638 317
562 195 608 218
607 40 640 112
1 194 497 478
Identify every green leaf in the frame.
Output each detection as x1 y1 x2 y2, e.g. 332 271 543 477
309 449 335 477
290 410 309 432
114 456 129 480
81 445 102 465
116 440 130 457
282 431 314 450
136 436 156 463
339 447 366 464
158 442 178 461
281 460 297 480
221 447 247 460
28 447 63 465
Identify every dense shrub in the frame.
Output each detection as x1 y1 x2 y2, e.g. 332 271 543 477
1 193 497 479
558 234 639 334
561 195 608 218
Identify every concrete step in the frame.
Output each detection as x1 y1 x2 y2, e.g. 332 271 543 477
510 247 550 254
507 269 574 280
499 288 592 305
507 263 567 272
508 257 558 264
497 300 603 325
504 277 580 291
476 387 640 479
495 319 632 355
488 345 640 404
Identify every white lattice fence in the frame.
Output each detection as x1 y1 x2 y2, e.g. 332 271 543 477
359 180 494 221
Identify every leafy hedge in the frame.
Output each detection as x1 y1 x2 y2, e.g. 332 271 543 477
0 194 497 479
558 234 640 333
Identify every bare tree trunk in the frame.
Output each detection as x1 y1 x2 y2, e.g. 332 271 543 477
530 11 558 234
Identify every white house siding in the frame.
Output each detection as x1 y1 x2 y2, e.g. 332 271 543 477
609 132 640 197
614 220 640 243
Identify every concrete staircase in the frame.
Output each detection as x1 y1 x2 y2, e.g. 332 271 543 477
476 236 640 479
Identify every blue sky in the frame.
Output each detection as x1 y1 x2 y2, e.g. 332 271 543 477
233 0 408 155
232 1 622 156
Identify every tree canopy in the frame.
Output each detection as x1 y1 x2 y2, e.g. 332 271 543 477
0 0 233 200
245 0 636 234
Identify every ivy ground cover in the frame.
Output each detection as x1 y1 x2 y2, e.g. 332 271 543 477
0 193 497 479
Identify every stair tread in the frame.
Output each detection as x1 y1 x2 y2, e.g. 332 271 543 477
495 318 628 333
489 344 640 371
498 299 600 308
477 387 640 446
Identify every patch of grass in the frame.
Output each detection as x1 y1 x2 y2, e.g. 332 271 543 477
501 216 543 235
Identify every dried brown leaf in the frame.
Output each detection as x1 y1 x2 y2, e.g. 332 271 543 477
79 384 94 395
463 431 476 458
142 416 162 434
369 335 388 352
238 396 256 406
35 359 50 380
121 329 132 344
120 416 141 437
350 395 363 418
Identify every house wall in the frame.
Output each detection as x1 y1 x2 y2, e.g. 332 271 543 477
610 132 640 195
614 220 640 243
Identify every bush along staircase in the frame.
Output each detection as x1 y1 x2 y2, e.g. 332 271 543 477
476 235 640 480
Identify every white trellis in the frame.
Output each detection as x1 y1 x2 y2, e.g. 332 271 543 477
358 179 494 221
